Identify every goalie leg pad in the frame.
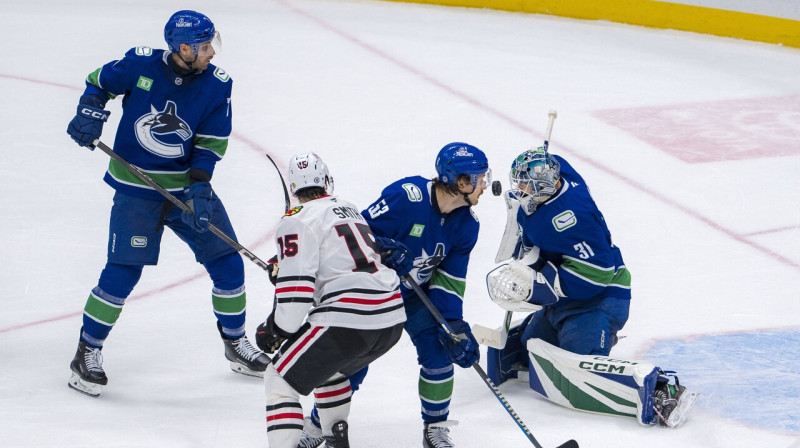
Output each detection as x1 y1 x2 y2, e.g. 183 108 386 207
526 338 661 425
486 321 528 385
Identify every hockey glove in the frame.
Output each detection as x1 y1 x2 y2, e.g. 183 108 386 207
529 261 563 306
181 181 214 232
375 236 414 277
255 314 287 354
67 95 110 148
438 319 480 368
267 255 279 286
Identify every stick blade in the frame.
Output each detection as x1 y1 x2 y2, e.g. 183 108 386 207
555 440 579 448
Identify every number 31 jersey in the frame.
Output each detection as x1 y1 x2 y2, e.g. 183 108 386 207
273 196 407 335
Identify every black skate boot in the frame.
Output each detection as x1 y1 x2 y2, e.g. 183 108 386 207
423 421 456 448
653 373 699 428
323 421 349 448
68 340 107 397
218 322 270 377
296 417 325 448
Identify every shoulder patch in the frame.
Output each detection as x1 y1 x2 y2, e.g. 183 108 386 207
134 46 153 56
553 210 577 232
284 206 303 217
213 67 230 82
401 183 423 202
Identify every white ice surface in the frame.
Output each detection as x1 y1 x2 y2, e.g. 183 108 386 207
1 0 799 447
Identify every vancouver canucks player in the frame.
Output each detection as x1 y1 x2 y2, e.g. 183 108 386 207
485 147 697 427
65 10 268 397
295 143 490 448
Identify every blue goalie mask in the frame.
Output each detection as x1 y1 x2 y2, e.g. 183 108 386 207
509 147 560 215
164 10 219 55
435 142 491 188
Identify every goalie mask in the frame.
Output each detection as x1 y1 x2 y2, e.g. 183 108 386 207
509 147 560 215
288 152 334 196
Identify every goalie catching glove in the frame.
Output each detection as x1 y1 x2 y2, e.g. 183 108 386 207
486 259 564 312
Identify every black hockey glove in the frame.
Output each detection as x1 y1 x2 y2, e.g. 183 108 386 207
267 255 279 286
375 236 414 277
438 319 480 368
67 95 110 148
256 314 287 354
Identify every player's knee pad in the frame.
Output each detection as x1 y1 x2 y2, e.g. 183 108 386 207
264 364 300 402
525 338 660 425
97 262 144 298
411 326 452 369
204 252 244 290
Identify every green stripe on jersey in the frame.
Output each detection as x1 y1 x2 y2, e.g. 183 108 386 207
194 135 228 159
561 257 615 286
429 270 466 299
212 291 246 315
107 160 189 191
84 293 123 326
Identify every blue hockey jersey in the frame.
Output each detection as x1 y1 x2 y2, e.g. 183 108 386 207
518 155 631 302
362 176 480 320
82 47 232 200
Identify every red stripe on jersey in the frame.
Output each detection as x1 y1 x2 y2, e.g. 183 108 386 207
266 412 304 422
337 292 402 306
276 326 324 373
314 385 352 399
276 286 314 294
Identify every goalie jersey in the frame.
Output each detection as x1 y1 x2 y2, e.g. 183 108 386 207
273 196 406 334
80 47 232 200
518 155 631 302
362 176 480 321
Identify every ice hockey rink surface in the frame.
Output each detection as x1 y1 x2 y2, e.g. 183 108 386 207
1 0 798 446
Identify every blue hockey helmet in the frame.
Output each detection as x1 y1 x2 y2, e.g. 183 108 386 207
509 147 561 215
164 10 217 55
435 142 490 187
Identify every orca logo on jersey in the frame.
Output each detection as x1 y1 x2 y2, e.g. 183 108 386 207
405 242 445 286
134 100 192 158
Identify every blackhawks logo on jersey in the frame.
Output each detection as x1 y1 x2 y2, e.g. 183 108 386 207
284 206 303 217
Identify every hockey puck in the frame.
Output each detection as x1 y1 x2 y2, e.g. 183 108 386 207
491 180 502 196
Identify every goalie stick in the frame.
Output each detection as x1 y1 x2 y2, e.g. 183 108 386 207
474 110 559 350
403 275 579 448
93 139 272 274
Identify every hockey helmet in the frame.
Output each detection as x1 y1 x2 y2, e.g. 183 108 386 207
164 10 220 55
509 147 561 215
288 152 334 196
435 142 491 187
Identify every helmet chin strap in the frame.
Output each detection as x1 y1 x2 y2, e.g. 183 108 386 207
178 51 198 70
462 184 477 206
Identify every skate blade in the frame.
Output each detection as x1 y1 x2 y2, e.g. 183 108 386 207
229 361 265 378
665 390 699 428
68 372 102 397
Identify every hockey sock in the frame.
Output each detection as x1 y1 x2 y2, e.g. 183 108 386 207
265 366 304 447
81 263 143 347
206 253 247 338
314 374 353 437
419 365 454 422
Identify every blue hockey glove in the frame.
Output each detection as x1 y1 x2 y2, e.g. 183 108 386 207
528 261 563 306
438 319 480 368
375 236 414 277
181 182 214 232
256 314 288 354
66 96 110 148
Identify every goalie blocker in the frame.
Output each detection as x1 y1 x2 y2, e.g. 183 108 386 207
486 322 698 428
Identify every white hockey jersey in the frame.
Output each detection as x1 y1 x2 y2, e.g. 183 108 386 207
273 196 406 334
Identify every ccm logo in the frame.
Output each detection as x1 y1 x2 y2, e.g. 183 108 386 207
80 107 108 121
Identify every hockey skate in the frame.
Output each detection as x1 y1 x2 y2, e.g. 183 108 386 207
423 421 457 448
653 374 699 428
323 420 349 448
296 417 325 448
219 324 270 377
68 340 108 397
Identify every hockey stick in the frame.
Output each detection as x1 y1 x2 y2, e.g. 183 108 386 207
402 276 578 448
264 154 291 214
93 139 272 273
475 110 559 350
